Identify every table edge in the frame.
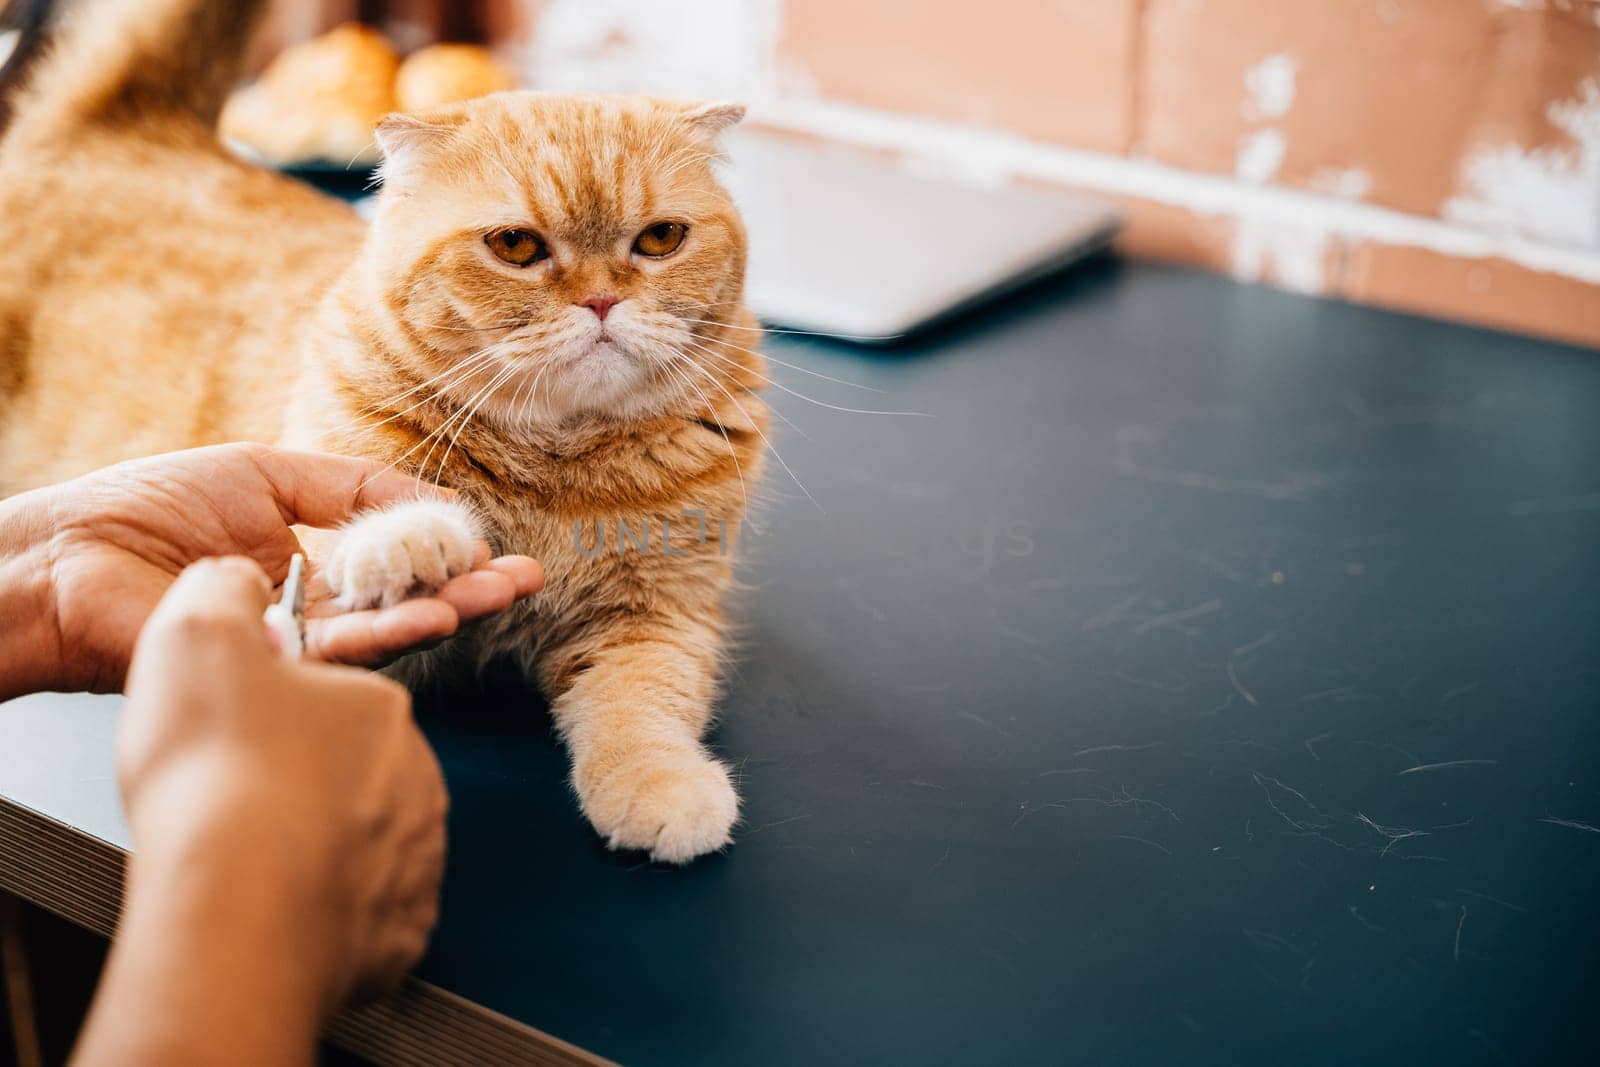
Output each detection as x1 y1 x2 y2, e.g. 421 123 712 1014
0 795 612 1067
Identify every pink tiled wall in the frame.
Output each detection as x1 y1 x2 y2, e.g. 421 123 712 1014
775 0 1600 346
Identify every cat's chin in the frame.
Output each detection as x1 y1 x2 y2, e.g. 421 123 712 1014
484 359 683 431
585 337 629 362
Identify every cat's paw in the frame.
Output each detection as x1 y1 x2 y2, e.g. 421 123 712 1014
580 749 740 864
324 499 480 609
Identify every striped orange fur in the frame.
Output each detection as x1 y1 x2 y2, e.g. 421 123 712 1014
0 1 769 861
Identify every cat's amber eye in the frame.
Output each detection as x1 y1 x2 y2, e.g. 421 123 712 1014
485 228 548 267
633 221 687 258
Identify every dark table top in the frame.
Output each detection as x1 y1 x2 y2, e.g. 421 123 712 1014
4 258 1598 1065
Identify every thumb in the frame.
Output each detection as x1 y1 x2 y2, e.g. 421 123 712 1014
127 557 276 699
141 556 274 637
250 447 455 529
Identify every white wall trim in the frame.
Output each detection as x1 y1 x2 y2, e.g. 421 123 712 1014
750 95 1600 286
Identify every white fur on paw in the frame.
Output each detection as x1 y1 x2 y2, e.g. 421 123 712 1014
583 751 739 864
324 499 479 609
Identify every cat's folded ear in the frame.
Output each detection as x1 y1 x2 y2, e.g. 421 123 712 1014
374 110 466 182
680 101 746 140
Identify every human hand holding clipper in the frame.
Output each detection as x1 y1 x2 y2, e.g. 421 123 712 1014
74 556 450 1064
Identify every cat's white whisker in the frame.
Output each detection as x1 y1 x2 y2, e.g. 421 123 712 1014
353 336 506 408
503 368 533 426
662 358 747 513
674 351 820 513
676 322 886 394
361 347 500 414
520 358 558 424
331 346 504 436
672 303 901 344
676 338 811 442
422 361 520 485
343 138 377 170
412 319 526 333
429 373 512 485
350 353 515 491
683 339 932 419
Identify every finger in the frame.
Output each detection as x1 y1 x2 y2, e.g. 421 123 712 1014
304 599 459 666
145 556 273 631
129 559 276 691
483 555 544 597
250 447 456 529
302 556 539 663
432 568 520 623
291 656 414 708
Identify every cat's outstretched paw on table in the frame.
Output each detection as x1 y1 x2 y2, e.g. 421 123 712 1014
325 498 480 609
581 748 740 864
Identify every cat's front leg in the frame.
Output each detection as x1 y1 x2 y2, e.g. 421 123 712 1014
544 618 737 864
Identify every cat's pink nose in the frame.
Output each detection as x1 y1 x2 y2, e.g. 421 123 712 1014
580 294 618 321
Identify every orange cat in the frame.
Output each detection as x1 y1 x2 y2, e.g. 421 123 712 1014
0 0 769 863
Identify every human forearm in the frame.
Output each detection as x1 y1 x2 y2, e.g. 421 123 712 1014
74 830 339 1066
0 489 64 700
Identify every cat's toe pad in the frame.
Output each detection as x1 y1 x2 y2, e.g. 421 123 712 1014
325 499 479 609
584 751 739 864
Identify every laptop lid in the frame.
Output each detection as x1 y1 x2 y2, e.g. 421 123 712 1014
722 131 1122 341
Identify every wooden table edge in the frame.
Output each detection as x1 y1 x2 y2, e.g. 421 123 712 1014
0 796 613 1067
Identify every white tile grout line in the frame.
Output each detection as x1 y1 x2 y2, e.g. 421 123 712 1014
750 96 1600 286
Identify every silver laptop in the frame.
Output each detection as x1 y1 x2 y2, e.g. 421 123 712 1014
722 131 1121 342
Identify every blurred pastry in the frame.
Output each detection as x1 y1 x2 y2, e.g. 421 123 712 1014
394 43 516 113
221 23 400 166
